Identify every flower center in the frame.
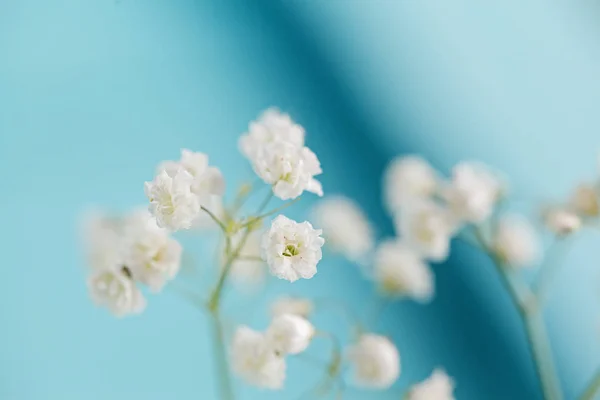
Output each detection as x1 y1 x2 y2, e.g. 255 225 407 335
282 244 299 257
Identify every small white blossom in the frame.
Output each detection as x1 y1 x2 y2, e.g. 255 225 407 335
396 201 456 262
231 326 286 389
227 230 266 289
383 156 438 214
271 296 314 319
252 141 323 200
88 268 146 317
266 314 315 355
145 169 200 231
407 369 455 400
239 108 305 161
443 161 503 223
261 215 325 282
346 334 400 389
124 212 182 292
543 207 581 235
492 214 540 268
373 241 434 302
312 196 374 262
570 184 600 217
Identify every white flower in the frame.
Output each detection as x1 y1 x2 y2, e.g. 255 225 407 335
373 241 434 302
158 149 225 199
88 268 146 317
227 230 266 289
239 108 305 160
443 161 503 223
407 369 455 400
383 156 437 214
492 214 540 268
266 314 315 355
252 141 323 200
231 326 286 389
395 201 456 262
144 169 200 231
261 215 325 282
312 196 374 262
543 207 581 235
271 297 314 319
124 212 182 292
570 184 599 217
346 334 400 389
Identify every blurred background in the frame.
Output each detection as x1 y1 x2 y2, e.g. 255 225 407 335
2 0 600 399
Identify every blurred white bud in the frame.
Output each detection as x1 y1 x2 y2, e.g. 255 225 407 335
570 184 600 217
543 207 581 235
492 214 540 268
383 156 438 214
270 296 314 319
346 334 400 389
407 369 455 400
266 314 315 355
312 196 374 262
373 240 434 302
230 326 286 389
88 268 146 317
261 215 325 282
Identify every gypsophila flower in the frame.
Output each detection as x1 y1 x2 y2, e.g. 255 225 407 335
312 196 374 262
227 230 266 289
261 215 325 282
570 184 600 217
543 207 581 235
396 200 456 262
239 108 305 161
145 169 200 231
443 161 503 223
492 214 540 268
88 267 146 317
346 334 400 389
383 156 438 214
266 313 315 355
407 369 455 400
231 326 286 389
373 240 434 302
271 296 314 319
252 141 323 200
123 211 182 293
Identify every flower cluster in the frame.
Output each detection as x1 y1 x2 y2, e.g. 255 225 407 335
83 210 182 316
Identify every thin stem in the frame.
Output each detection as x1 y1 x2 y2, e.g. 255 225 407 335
473 227 562 400
294 332 342 400
209 310 235 400
579 367 600 400
242 197 299 227
201 206 227 233
533 237 571 306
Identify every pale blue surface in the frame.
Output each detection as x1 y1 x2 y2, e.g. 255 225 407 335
2 1 599 399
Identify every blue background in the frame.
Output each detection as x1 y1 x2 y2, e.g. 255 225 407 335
2 1 600 399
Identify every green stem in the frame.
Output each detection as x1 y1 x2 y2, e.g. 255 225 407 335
579 367 600 400
209 310 235 400
201 206 227 233
242 197 299 228
473 227 562 400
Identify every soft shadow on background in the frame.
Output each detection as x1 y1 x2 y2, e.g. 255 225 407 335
2 1 600 399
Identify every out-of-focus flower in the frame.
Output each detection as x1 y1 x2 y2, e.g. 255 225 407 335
252 141 323 200
373 240 434 302
396 201 455 262
492 214 540 268
261 215 325 282
570 184 600 217
312 196 374 262
443 161 503 223
266 314 315 355
124 212 182 292
271 296 314 319
407 369 455 400
145 169 200 231
227 230 265 289
230 326 286 389
346 334 400 389
239 108 305 161
159 149 225 199
383 156 438 214
88 268 146 317
82 210 125 271
543 207 581 235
